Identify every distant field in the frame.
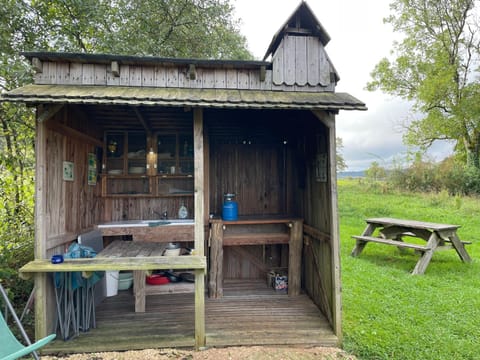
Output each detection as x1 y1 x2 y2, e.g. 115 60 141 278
338 179 480 360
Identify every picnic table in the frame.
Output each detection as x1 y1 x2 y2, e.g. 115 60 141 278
351 217 472 274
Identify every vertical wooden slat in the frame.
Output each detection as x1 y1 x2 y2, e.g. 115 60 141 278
142 66 155 87
272 43 284 85
288 220 303 296
166 67 179 87
94 64 107 85
318 45 331 86
69 63 83 85
193 108 205 348
82 64 95 85
214 69 226 88
284 35 296 86
295 36 307 86
226 69 238 89
154 66 166 87
57 63 69 84
307 37 319 86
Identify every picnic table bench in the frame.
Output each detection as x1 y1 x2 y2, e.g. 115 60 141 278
351 217 472 274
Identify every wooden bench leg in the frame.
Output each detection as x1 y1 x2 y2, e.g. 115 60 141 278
448 233 472 263
351 223 376 257
412 249 434 275
133 270 145 312
351 240 368 257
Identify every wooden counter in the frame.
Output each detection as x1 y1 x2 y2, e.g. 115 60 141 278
208 216 303 298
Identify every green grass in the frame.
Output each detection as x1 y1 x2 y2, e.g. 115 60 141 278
338 179 480 360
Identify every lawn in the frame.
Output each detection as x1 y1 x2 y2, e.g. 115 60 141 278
338 179 480 360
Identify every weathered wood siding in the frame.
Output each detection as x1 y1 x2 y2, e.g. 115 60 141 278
42 106 103 255
33 59 333 93
272 35 335 90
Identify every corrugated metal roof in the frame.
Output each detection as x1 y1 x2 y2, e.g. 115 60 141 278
2 84 367 111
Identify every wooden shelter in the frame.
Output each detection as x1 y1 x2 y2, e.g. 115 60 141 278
3 2 365 352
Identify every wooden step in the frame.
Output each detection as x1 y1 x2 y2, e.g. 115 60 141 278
352 235 429 251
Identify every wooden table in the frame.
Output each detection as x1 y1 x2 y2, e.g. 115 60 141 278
209 216 303 298
19 240 207 348
351 217 472 274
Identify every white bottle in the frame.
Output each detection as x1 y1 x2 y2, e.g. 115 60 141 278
178 203 188 219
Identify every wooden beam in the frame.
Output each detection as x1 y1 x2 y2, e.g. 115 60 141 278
45 121 103 147
37 104 64 123
111 61 120 77
193 108 205 255
32 57 43 73
259 65 266 82
133 107 152 135
193 107 206 349
188 64 197 80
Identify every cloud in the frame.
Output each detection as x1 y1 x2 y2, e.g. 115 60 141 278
234 0 454 171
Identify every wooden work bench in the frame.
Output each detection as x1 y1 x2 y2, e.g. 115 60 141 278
19 240 207 348
208 216 303 298
351 217 472 274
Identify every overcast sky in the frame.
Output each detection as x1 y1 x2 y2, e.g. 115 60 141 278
234 0 454 171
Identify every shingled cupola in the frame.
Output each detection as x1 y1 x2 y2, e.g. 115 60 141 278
264 1 338 89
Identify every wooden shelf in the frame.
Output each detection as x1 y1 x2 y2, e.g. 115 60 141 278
223 232 290 246
145 282 194 295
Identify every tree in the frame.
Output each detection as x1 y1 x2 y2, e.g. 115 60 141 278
367 0 480 167
336 137 348 172
28 0 252 59
0 0 252 292
365 161 386 182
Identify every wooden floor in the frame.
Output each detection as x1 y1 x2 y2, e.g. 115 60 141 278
44 280 337 354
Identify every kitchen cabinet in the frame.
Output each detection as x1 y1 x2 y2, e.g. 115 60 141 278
102 131 194 198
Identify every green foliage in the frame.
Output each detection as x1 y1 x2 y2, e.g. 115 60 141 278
336 137 347 172
339 179 480 360
367 0 480 167
28 0 252 59
0 0 252 311
365 161 386 182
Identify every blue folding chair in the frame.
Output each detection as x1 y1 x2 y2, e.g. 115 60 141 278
0 283 56 360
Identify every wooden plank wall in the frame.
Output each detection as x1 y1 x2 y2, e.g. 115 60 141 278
33 59 331 93
206 109 297 218
44 107 103 255
272 35 335 90
296 114 336 329
103 197 194 223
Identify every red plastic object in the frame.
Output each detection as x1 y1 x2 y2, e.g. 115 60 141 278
146 274 170 285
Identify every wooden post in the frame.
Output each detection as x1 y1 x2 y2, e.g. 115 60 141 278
209 222 223 298
288 220 303 296
34 109 49 339
133 270 146 312
313 110 342 341
193 108 206 348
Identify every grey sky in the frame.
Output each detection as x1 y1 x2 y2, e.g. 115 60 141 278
234 0 454 171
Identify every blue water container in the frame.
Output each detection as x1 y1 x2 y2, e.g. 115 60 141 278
222 193 238 220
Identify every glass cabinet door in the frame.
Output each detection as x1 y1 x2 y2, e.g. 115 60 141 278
105 132 125 174
157 134 177 175
127 132 147 175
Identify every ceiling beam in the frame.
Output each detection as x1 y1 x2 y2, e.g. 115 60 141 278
133 107 152 135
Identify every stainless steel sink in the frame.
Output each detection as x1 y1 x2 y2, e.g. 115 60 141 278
98 219 194 228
